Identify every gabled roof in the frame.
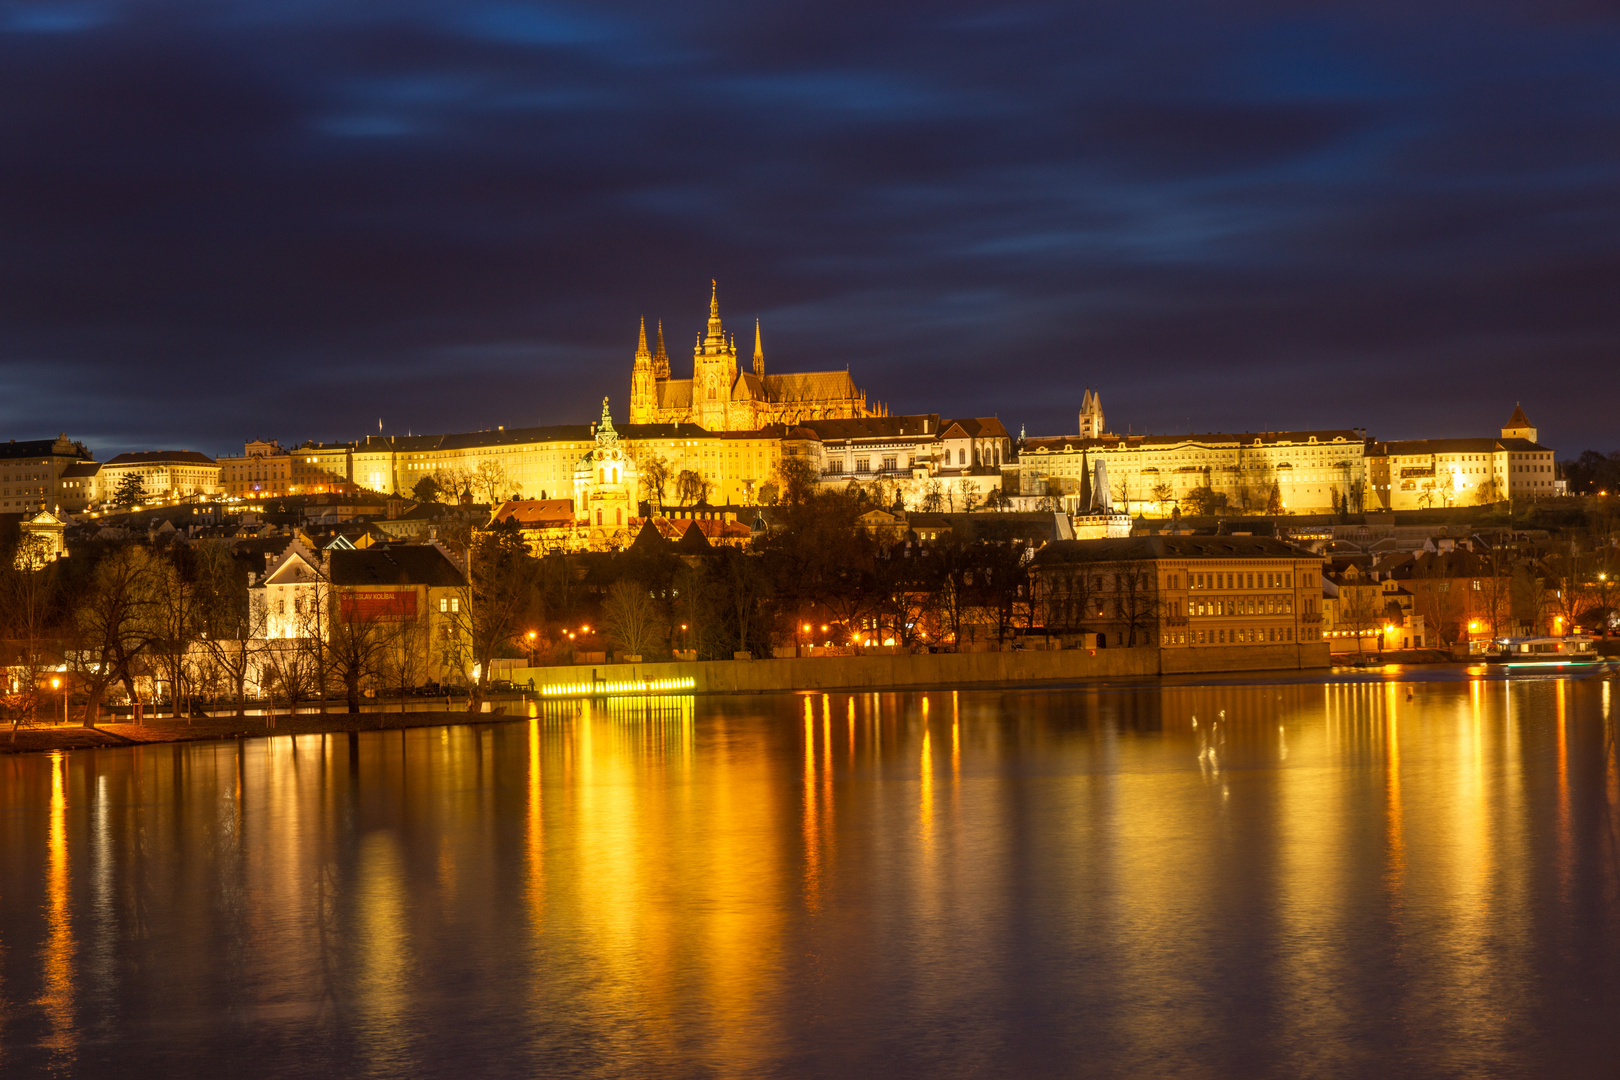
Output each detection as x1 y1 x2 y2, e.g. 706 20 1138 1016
59 462 101 478
329 545 467 588
941 417 1011 441
1033 535 1318 565
104 450 218 466
1370 437 1549 455
797 415 940 441
490 498 574 528
676 522 713 552
1022 430 1363 453
628 519 671 552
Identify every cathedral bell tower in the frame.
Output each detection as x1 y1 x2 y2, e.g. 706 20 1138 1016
629 317 655 424
693 280 736 431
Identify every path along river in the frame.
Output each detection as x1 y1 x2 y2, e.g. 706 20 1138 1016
2 670 1618 1077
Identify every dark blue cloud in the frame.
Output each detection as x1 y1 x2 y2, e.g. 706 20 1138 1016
0 0 1617 456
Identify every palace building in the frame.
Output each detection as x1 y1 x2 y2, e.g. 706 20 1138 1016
629 282 876 430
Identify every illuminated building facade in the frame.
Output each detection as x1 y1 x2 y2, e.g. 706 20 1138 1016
1364 406 1556 510
629 282 875 430
1018 429 1367 516
1031 535 1328 651
0 434 97 513
100 449 220 502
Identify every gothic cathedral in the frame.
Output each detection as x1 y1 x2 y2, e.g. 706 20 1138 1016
628 282 877 430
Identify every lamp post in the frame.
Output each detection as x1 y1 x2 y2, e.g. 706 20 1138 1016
525 630 538 666
51 677 63 725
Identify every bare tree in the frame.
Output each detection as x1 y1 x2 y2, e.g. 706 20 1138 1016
1338 582 1383 653
959 479 982 513
327 601 393 713
71 544 164 726
1115 565 1159 646
152 556 206 719
636 453 671 514
1511 564 1551 635
194 542 269 717
449 528 541 703
675 469 711 507
472 459 517 506
1 537 59 739
602 579 664 659
379 617 429 714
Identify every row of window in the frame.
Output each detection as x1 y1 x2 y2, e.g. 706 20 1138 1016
1190 596 1294 617
1189 570 1293 590
1187 627 1295 645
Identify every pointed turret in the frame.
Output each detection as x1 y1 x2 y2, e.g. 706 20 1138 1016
753 318 764 378
653 319 669 378
1501 402 1537 443
705 279 724 345
629 322 655 424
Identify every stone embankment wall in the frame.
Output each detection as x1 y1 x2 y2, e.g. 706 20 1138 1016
506 642 1329 695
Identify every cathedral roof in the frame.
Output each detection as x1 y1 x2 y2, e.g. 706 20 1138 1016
655 380 693 410
763 370 861 403
734 370 767 400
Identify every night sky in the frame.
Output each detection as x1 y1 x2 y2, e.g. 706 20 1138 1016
2 1 1617 458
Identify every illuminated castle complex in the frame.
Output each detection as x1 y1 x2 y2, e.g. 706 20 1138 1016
628 282 877 431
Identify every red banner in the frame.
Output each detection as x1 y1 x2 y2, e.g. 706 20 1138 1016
339 590 417 623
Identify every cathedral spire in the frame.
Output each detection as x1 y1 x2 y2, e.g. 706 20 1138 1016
705 279 724 346
753 318 764 378
653 319 669 378
635 316 649 359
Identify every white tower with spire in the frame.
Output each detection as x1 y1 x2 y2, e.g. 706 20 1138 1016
1078 388 1105 440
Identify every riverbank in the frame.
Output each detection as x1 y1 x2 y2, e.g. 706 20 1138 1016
0 706 517 755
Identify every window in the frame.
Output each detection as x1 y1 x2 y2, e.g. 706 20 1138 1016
882 456 896 472
451 598 459 613
856 458 870 473
440 598 448 612
958 449 966 465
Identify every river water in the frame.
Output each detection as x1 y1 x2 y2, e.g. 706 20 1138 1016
2 673 1619 1078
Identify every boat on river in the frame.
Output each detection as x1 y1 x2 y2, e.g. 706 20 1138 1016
1482 635 1611 668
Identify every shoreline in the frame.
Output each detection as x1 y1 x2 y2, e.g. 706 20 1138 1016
7 660 1611 755
0 706 524 755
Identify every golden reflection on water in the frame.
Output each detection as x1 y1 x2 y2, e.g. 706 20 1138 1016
37 751 75 1068
527 716 545 928
7 680 1620 1076
803 695 820 914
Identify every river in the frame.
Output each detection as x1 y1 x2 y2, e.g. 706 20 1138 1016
2 672 1618 1077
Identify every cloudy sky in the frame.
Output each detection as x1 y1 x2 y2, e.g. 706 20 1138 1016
1 0 1616 458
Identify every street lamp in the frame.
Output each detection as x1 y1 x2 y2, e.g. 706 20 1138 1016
50 677 63 724
525 630 538 665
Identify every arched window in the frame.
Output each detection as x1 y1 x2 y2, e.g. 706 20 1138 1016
616 508 623 526
596 510 603 525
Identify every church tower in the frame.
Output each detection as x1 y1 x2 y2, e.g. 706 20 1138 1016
693 280 736 431
753 319 764 379
1501 403 1537 443
630 317 656 424
1078 388 1105 440
653 319 669 379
